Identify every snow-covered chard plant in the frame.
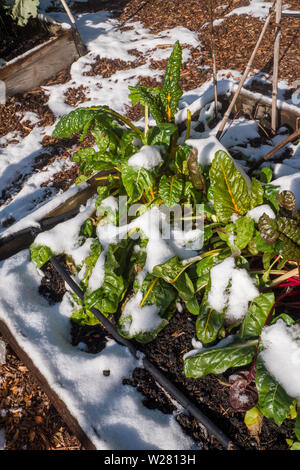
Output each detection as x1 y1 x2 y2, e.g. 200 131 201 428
1 0 39 26
29 42 300 440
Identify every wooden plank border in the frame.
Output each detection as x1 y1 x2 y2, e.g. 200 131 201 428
235 88 300 132
0 28 80 97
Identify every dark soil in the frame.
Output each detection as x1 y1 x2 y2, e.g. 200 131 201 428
0 14 52 63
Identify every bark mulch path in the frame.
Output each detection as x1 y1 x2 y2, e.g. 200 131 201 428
1 0 300 451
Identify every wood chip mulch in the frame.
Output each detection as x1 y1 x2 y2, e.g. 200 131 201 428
0 336 83 450
1 0 300 451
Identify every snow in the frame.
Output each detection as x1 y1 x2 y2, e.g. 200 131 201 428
0 428 5 450
33 195 97 265
207 256 259 323
226 0 277 19
127 145 163 170
0 250 199 451
247 204 275 223
0 340 6 365
121 291 162 337
261 320 300 402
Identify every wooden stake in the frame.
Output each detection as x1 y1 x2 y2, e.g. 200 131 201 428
59 0 87 57
208 0 218 118
271 0 282 134
216 3 275 140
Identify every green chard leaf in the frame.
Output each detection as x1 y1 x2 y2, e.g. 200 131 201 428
84 239 134 314
121 164 154 203
295 413 300 441
30 245 54 269
260 167 273 184
235 216 255 250
250 177 264 209
209 151 251 223
128 85 166 124
196 284 224 345
159 175 184 207
118 274 177 343
152 255 195 302
52 108 98 138
160 41 183 122
256 357 294 427
184 338 257 378
239 292 275 339
147 123 178 146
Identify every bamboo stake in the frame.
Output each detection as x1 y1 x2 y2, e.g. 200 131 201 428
271 0 282 133
59 0 87 57
216 3 275 140
208 0 218 119
251 126 300 170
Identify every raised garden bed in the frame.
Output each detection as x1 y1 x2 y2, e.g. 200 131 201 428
1 2 300 451
0 14 82 98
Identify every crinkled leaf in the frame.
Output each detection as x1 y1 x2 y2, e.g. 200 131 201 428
121 164 154 203
256 357 294 427
159 175 184 207
258 213 279 245
160 41 182 121
147 123 177 147
235 216 255 250
276 190 295 212
128 85 165 124
209 151 251 223
239 292 275 340
152 255 195 302
277 217 300 247
250 177 264 209
184 339 257 378
52 108 98 138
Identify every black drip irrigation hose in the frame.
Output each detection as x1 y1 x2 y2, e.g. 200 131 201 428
50 256 240 451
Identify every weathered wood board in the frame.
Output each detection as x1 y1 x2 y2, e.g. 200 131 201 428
0 28 80 97
235 88 300 132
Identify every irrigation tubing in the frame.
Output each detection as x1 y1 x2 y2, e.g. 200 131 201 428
50 256 240 451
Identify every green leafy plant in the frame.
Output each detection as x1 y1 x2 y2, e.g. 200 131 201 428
2 0 39 26
29 41 300 445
